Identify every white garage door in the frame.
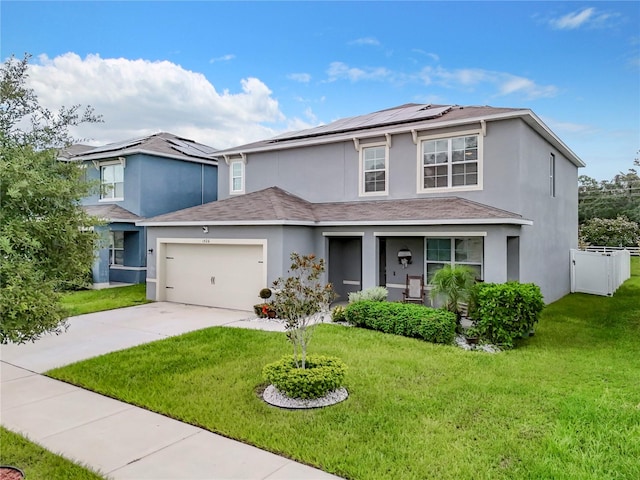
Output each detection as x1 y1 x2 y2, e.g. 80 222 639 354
163 242 265 311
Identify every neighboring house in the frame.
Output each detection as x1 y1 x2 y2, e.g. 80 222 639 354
139 104 584 310
61 132 218 287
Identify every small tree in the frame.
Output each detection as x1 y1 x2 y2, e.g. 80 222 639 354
429 265 477 318
579 216 640 247
271 253 335 369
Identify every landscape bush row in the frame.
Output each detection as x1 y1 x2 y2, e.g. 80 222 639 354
343 301 457 344
337 277 544 349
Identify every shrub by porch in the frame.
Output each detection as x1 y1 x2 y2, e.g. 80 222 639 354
344 301 456 344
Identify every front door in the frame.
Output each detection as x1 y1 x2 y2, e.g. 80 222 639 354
328 237 362 303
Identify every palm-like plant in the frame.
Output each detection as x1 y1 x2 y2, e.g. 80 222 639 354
429 265 477 318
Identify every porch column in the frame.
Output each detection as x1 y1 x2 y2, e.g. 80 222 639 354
361 232 377 290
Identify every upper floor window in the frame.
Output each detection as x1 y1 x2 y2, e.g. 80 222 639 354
361 145 388 196
230 160 245 194
419 133 481 192
100 163 124 200
549 153 556 197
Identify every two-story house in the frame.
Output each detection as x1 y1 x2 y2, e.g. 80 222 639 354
139 104 584 310
62 132 218 287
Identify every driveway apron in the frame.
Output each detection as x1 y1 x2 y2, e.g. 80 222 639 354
0 302 341 480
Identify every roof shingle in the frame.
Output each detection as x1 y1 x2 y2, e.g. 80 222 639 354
139 187 529 226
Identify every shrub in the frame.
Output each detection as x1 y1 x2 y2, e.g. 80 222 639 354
331 305 347 322
468 282 544 348
344 301 456 344
259 288 272 300
348 286 389 303
253 303 277 318
263 354 347 399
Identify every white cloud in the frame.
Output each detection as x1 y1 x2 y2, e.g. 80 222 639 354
550 7 595 30
541 116 597 135
548 7 619 30
288 72 312 83
417 66 558 100
28 53 285 149
209 54 235 63
411 49 440 62
326 61 393 82
350 37 380 46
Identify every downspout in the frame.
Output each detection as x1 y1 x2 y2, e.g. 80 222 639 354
201 164 204 204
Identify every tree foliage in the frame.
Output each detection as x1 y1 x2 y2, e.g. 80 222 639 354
271 253 335 369
579 158 640 224
0 54 101 344
579 216 640 247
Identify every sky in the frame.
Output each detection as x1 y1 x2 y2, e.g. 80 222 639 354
1 1 639 180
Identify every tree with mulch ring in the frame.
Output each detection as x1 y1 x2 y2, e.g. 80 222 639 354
262 253 347 408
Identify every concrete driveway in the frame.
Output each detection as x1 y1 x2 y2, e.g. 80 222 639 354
0 302 341 480
0 302 285 373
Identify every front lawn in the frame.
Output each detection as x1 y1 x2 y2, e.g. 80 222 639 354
48 259 640 479
0 427 105 480
60 284 149 316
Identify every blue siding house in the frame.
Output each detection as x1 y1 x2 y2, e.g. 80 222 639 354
61 132 218 287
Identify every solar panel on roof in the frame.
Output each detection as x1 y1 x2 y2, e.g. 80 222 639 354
271 104 453 142
83 136 146 155
167 138 217 156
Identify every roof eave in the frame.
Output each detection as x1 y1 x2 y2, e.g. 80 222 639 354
137 217 532 227
212 109 585 168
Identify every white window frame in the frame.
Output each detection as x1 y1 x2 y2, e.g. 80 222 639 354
549 153 556 198
417 130 483 193
359 142 389 196
99 161 124 201
230 160 245 195
424 237 484 283
109 231 125 266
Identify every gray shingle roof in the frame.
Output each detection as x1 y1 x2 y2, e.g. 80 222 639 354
212 103 584 168
64 132 218 165
138 187 530 226
83 204 142 223
214 104 522 156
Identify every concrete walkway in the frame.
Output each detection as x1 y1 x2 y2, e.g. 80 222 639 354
0 303 342 479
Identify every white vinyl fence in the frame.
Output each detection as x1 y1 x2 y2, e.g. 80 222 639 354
571 249 631 296
584 245 639 256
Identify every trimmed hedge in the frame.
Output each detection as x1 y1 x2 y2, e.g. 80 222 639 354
344 301 456 344
469 282 544 348
263 355 347 399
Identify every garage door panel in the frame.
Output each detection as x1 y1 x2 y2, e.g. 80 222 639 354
163 243 264 311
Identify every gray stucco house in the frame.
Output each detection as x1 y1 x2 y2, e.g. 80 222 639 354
62 132 218 287
139 104 584 310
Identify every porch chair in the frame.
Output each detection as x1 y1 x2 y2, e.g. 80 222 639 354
402 274 425 304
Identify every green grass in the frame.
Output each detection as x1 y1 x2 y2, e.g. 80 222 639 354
48 258 640 480
60 284 149 316
0 427 105 480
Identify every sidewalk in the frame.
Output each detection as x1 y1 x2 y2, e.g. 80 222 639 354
0 303 342 479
